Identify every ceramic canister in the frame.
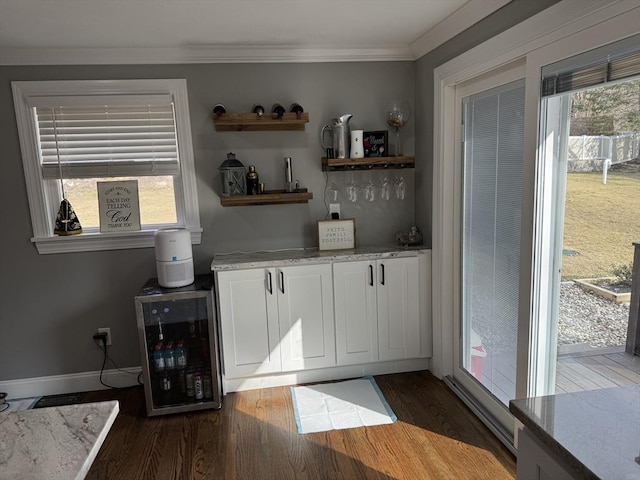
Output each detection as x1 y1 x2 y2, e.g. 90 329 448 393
350 130 364 158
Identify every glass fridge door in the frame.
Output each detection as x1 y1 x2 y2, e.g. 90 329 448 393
138 292 220 413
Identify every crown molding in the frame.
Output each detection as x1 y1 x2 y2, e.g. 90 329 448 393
0 1 513 66
410 0 512 60
0 44 415 66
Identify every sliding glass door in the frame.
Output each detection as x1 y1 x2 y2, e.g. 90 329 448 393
451 63 526 437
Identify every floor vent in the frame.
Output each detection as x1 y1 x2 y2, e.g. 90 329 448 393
33 393 83 409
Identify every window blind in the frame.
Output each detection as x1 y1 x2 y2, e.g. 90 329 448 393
541 35 640 97
35 97 180 179
462 79 525 405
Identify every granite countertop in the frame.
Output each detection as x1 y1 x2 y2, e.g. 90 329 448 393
0 400 119 480
211 245 429 271
510 385 640 480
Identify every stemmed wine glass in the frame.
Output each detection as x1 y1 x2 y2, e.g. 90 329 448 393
385 101 410 156
327 179 339 202
381 176 391 201
364 172 375 202
395 175 405 200
345 170 358 203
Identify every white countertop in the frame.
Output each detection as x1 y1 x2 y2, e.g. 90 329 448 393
211 245 429 271
0 400 119 480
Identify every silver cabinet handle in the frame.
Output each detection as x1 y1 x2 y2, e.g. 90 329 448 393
267 271 273 294
369 264 374 286
280 271 285 294
380 263 385 286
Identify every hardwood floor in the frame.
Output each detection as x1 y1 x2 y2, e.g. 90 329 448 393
83 371 516 480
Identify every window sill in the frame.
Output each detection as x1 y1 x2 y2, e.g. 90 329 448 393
32 228 203 254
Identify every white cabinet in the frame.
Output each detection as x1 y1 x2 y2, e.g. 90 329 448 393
216 268 281 378
516 428 578 480
333 257 420 365
377 257 420 361
216 263 335 378
333 261 378 365
277 264 336 371
215 251 431 391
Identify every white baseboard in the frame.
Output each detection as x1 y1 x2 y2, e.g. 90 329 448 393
223 358 430 393
0 359 431 398
0 367 143 399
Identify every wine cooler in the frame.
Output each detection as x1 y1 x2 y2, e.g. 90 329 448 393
134 275 222 416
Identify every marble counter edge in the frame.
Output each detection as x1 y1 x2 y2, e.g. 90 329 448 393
210 246 430 271
0 400 120 480
80 400 120 479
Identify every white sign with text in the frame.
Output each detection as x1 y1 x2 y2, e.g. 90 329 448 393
97 180 141 232
318 219 356 251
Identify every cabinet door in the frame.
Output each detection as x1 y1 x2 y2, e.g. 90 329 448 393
216 268 281 378
277 264 336 371
333 260 378 365
377 257 420 361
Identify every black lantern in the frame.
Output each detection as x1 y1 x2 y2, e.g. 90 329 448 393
219 152 246 196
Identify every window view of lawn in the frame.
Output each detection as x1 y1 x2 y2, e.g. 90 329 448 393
555 78 638 357
561 168 639 281
63 176 177 229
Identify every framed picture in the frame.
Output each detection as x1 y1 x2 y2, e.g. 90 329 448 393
363 130 388 158
97 180 141 233
317 219 356 251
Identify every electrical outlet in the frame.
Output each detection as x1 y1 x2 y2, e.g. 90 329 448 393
97 327 112 346
329 203 341 218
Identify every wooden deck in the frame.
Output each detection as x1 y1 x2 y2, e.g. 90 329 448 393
556 345 640 394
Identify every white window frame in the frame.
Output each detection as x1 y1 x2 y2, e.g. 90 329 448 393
12 79 202 254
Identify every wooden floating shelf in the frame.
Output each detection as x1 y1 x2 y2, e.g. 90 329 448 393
213 112 309 131
321 156 415 171
220 189 313 207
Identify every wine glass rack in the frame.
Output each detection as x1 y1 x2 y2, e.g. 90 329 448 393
321 155 415 171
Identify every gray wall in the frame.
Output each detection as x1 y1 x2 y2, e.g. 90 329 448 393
0 0 560 383
414 0 562 241
0 62 415 380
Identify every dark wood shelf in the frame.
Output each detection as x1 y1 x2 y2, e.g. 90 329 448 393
321 155 415 171
220 189 313 207
213 112 309 131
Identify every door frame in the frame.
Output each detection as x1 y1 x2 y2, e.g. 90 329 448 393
432 0 640 441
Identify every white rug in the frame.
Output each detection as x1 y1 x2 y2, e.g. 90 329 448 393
0 397 40 414
291 376 397 434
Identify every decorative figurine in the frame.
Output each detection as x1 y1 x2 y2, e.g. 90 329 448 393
246 165 259 195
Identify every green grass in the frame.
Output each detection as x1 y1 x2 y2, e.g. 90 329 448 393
561 170 640 280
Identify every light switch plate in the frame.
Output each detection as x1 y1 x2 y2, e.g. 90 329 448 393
329 203 340 218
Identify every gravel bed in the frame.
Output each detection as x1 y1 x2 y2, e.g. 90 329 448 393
558 282 630 347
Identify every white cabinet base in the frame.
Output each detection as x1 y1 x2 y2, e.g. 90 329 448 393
516 428 579 480
222 358 430 393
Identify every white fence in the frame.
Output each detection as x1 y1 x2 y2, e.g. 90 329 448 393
568 132 638 167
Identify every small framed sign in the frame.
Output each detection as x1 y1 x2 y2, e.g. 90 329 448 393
363 130 388 158
318 219 356 251
97 180 141 233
